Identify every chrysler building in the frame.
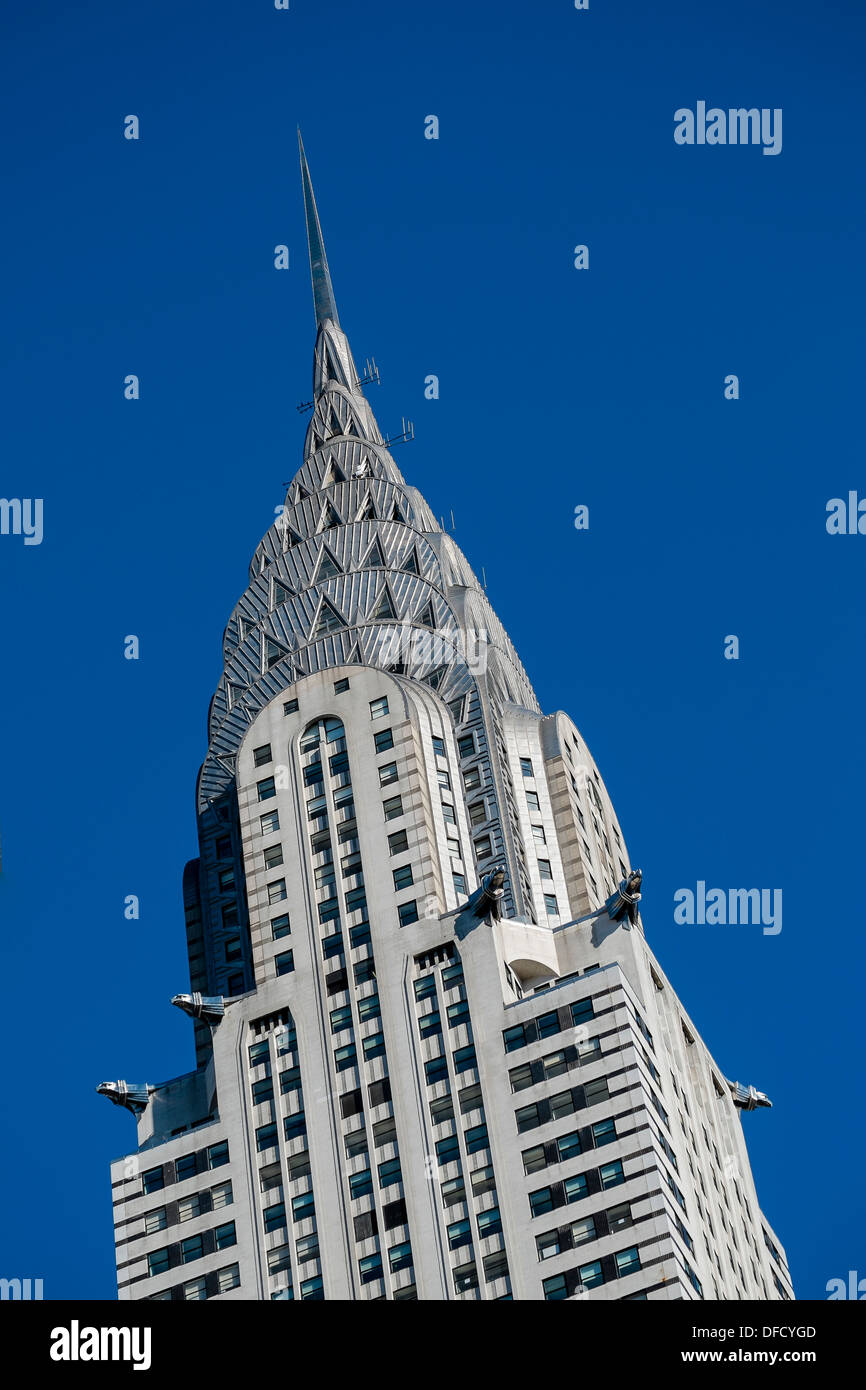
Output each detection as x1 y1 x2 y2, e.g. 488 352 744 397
101 136 793 1303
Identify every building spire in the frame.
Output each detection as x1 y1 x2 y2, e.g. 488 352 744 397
298 129 340 329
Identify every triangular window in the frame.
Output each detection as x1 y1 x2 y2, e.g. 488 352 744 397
312 598 346 639
390 500 405 522
323 342 342 383
424 666 447 691
272 579 292 608
317 500 342 532
313 547 342 582
284 524 304 550
401 547 419 575
448 696 466 724
291 482 309 504
238 616 256 642
265 637 288 670
417 601 436 629
321 459 346 488
361 538 387 570
356 493 377 522
369 586 396 621
346 643 363 664
326 407 343 439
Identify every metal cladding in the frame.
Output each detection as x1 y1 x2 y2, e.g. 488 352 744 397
196 137 539 922
171 993 226 1023
729 1080 773 1111
96 1081 150 1115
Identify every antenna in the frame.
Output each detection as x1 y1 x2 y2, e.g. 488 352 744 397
482 566 488 590
296 399 314 414
382 417 415 447
355 358 381 389
450 510 455 531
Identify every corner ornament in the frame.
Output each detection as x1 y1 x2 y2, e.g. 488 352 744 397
728 1080 773 1111
473 866 507 922
95 1081 151 1115
602 869 643 929
171 993 225 1023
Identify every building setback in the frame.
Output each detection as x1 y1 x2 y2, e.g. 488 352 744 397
101 137 793 1304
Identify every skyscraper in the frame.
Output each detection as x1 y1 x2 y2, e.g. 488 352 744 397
101 137 793 1304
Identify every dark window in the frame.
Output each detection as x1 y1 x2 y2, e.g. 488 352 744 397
447 1000 471 1029
340 1088 363 1119
424 1055 448 1085
349 1169 373 1200
345 1130 368 1160
275 950 294 976
142 1167 164 1195
284 1112 307 1143
180 1234 203 1264
477 1206 502 1238
368 1077 391 1108
378 1157 402 1188
291 1192 315 1222
359 1253 383 1284
418 1012 442 1043
175 1153 198 1182
252 1077 274 1105
447 1218 472 1250
436 1134 460 1166
529 1187 554 1217
465 1124 489 1154
537 1010 560 1039
393 864 414 891
453 1263 478 1294
592 1118 617 1148
256 1123 277 1152
571 997 595 1026
354 1210 377 1241
383 1198 407 1230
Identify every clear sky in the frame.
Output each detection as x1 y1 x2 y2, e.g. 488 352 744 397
1 0 863 1300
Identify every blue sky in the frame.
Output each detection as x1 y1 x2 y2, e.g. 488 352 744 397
1 0 863 1300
